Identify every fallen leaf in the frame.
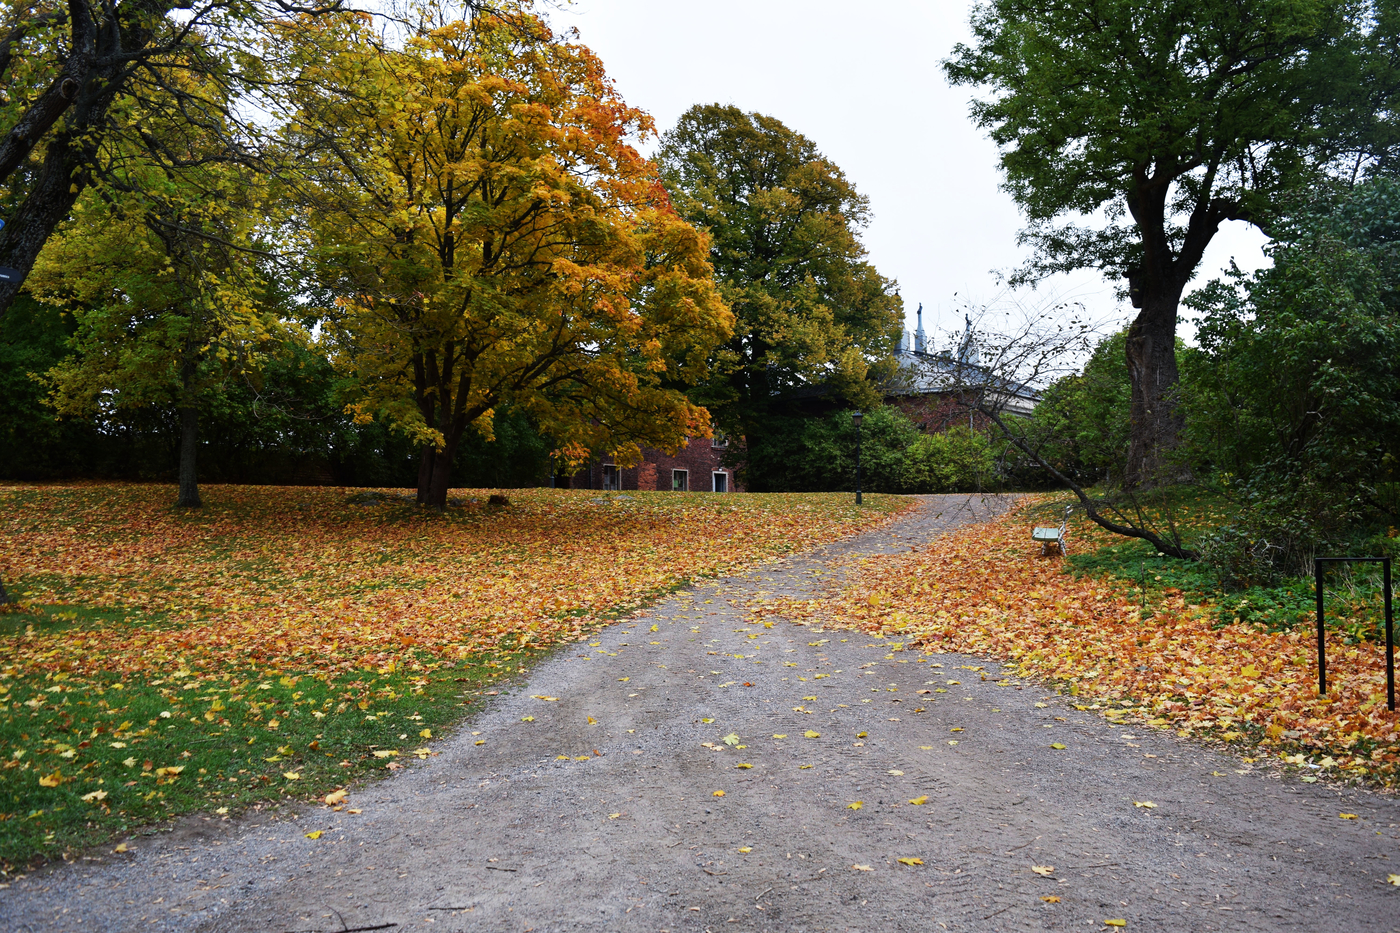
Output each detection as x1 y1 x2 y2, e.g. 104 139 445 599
1032 865 1055 876
284 772 300 780
38 770 64 787
325 789 348 806
1105 922 1126 928
304 830 323 839
897 857 923 866
847 801 863 810
1041 895 1060 903
888 769 904 775
80 789 108 803
804 730 821 738
113 842 130 853
1388 873 1400 886
521 715 535 722
1133 801 1156 808
419 728 432 738
722 733 741 746
1050 743 1067 750
713 790 725 797
736 763 753 769
609 812 621 819
737 846 752 853
852 864 874 871
587 716 597 725
909 795 928 805
531 695 559 702
372 750 398 758
1340 813 1358 820
772 733 788 739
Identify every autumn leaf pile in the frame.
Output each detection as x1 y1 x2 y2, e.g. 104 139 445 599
779 503 1400 785
2 485 903 681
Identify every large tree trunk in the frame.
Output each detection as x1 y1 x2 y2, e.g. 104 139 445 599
177 403 201 508
416 446 435 505
1124 288 1186 487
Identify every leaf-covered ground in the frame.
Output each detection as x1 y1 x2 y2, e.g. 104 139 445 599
766 499 1400 787
0 484 906 868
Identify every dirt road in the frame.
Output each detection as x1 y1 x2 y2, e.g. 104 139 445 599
4 494 1398 932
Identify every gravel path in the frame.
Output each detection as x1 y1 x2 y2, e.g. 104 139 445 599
4 494 1399 932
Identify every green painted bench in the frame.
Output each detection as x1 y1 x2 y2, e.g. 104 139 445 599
1033 505 1073 556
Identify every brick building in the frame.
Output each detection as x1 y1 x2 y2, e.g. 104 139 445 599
568 433 741 493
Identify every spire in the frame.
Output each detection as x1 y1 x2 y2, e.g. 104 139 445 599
914 303 927 354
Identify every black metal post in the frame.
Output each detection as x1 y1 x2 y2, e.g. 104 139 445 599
855 415 863 505
1387 560 1395 712
1316 559 1327 696
1314 556 1395 712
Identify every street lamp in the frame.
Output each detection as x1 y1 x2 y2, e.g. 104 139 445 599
852 410 863 505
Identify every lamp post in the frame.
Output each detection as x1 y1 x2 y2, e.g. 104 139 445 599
852 410 863 505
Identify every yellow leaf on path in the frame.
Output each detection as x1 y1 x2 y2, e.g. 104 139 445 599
474 740 485 746
531 695 559 701
804 730 821 738
772 734 787 739
852 864 874 871
1034 702 1048 708
1041 895 1060 903
38 770 64 787
1388 873 1400 886
81 790 108 803
888 769 904 775
723 733 741 746
1105 921 1126 928
304 830 323 839
1340 813 1358 820
419 728 431 738
847 801 863 810
618 677 629 682
736 763 752 769
325 789 348 806
587 716 597 725
1133 801 1156 808
1032 865 1055 876
737 846 752 853
909 796 928 805
521 715 535 722
713 790 725 797
113 842 129 853
609 813 621 819
897 857 923 866
650 624 658 632
948 740 958 746
1050 743 1067 749
919 745 933 750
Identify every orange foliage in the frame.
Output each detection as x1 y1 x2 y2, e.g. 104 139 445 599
773 503 1400 785
1 485 904 682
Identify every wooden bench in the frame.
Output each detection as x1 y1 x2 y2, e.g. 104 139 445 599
1032 505 1073 556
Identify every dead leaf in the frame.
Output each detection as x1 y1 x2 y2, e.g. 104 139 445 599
1340 813 1359 819
305 830 323 839
722 733 740 746
1105 922 1126 928
1032 865 1055 876
1133 801 1156 808
847 801 863 810
803 730 821 738
1041 895 1060 903
909 795 928 805
713 790 725 797
852 864 874 871
325 789 348 806
1050 743 1067 750
897 857 923 866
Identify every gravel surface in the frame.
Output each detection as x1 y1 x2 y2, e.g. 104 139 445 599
4 493 1399 932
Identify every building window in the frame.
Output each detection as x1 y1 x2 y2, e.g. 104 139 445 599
602 464 621 491
672 469 688 492
713 471 728 493
711 427 728 448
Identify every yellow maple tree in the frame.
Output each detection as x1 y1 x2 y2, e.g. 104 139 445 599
273 6 731 508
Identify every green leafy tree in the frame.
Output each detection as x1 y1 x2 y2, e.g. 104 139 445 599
29 137 279 508
945 0 1400 485
656 104 903 450
1185 178 1400 567
278 10 730 510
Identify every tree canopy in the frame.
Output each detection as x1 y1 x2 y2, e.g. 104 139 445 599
656 104 902 447
276 9 731 508
945 0 1400 485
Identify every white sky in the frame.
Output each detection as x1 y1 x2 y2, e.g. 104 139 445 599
548 0 1271 348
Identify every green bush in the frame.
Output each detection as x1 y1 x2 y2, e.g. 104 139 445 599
903 425 995 492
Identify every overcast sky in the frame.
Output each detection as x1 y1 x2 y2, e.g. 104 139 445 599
547 0 1271 348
